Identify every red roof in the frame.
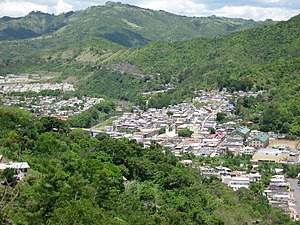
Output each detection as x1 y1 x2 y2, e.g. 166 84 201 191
208 134 217 139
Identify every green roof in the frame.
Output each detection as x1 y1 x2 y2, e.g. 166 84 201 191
254 132 269 142
237 126 250 135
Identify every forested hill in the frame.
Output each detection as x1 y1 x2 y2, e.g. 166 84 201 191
126 13 299 89
0 2 272 47
0 107 294 224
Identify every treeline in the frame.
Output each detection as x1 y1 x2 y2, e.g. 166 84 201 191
9 90 78 98
0 106 295 224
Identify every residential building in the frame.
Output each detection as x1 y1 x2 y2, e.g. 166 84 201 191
0 162 30 173
228 177 250 190
248 132 269 148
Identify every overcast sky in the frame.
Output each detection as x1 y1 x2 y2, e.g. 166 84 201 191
0 0 299 21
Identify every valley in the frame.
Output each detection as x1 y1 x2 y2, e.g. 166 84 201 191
0 2 299 224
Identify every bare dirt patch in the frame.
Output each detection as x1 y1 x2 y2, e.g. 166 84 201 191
269 139 300 151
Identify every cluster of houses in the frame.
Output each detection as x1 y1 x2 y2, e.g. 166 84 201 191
198 163 298 220
97 89 298 164
142 84 175 96
198 164 261 190
265 174 299 219
0 83 75 93
2 96 104 118
0 74 74 93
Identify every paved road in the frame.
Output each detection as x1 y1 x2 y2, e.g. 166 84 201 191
288 178 300 216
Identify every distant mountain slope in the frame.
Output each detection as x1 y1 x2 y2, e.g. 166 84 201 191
0 2 273 47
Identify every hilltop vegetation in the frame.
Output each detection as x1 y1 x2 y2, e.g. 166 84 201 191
0 107 294 224
127 14 299 89
0 2 273 75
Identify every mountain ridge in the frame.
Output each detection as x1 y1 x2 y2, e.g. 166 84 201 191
0 2 274 47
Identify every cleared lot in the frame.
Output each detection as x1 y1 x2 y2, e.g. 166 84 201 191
269 139 299 151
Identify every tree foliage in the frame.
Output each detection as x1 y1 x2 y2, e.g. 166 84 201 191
178 128 193 137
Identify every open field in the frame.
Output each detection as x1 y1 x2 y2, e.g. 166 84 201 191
269 139 300 151
92 116 119 129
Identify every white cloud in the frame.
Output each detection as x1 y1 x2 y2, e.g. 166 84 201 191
55 0 73 14
0 1 50 17
214 5 299 20
138 0 299 20
138 0 206 15
258 0 285 3
0 0 73 17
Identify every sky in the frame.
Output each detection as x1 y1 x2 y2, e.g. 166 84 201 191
0 0 299 21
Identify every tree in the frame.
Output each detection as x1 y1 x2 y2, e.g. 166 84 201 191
159 127 166 134
216 112 226 122
208 127 216 134
1 168 16 185
166 111 174 117
35 132 68 153
95 132 111 141
40 117 69 133
178 128 193 137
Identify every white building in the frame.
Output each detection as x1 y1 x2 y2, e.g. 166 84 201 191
228 177 250 190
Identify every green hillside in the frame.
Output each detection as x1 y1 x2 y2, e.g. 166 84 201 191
0 2 272 47
127 14 299 88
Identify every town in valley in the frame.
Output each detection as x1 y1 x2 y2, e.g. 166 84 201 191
1 73 300 221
